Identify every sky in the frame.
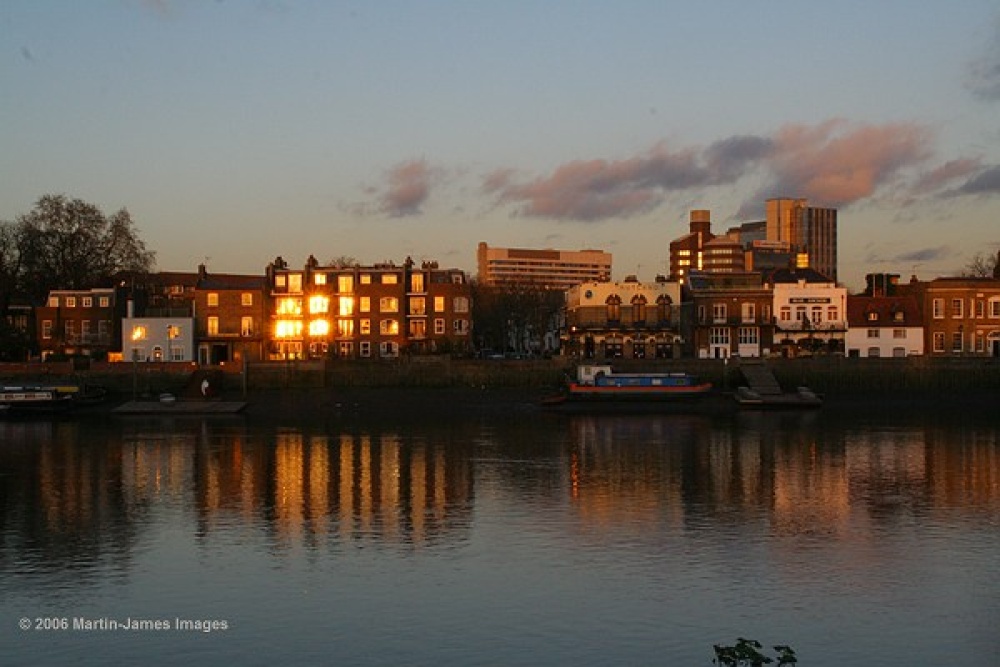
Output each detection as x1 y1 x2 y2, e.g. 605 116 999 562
3 0 1000 292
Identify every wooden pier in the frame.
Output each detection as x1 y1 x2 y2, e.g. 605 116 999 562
112 400 247 415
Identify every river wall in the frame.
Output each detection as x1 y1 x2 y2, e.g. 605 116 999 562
2 356 1000 399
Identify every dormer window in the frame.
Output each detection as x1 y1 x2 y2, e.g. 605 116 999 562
867 311 878 322
893 310 904 323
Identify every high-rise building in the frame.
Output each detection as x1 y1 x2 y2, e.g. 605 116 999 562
765 198 838 281
668 210 714 283
476 242 611 289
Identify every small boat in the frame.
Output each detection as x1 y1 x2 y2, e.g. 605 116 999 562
559 364 713 402
0 384 107 416
734 385 823 409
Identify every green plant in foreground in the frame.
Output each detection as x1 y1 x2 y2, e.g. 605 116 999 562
712 638 797 666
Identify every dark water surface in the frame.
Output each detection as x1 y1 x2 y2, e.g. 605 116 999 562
1 404 998 666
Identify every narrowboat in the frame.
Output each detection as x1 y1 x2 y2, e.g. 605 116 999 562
0 385 107 416
561 365 713 402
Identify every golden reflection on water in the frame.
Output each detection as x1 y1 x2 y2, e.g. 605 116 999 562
1 413 998 556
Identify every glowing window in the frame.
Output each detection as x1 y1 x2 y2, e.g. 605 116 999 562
314 273 327 285
360 296 371 313
338 275 353 292
382 274 398 285
277 298 302 315
380 319 399 335
309 295 329 314
380 297 399 313
275 320 303 338
308 320 330 336
339 296 354 316
131 325 147 341
207 293 219 307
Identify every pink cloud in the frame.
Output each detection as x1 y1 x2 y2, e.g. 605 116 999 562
914 158 984 192
380 159 432 217
764 120 932 206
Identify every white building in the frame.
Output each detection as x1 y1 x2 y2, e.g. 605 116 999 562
122 317 195 362
845 295 924 357
769 268 848 355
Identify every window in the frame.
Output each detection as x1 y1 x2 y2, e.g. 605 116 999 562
360 319 371 335
98 321 109 340
410 273 424 292
932 331 945 352
380 319 399 335
241 317 254 336
338 341 353 357
380 296 399 313
697 305 707 324
811 306 822 324
434 318 446 335
380 341 399 358
656 295 672 323
131 325 147 340
82 297 93 308
976 300 985 318
932 298 944 319
64 321 75 340
893 329 906 339
868 347 881 358
951 298 963 318
360 341 371 357
712 303 727 323
631 295 647 323
207 293 219 307
309 296 329 314
275 320 303 338
336 319 354 338
738 327 758 345
453 296 469 313
48 296 59 307
338 275 353 292
381 274 398 285
242 293 253 306
867 329 880 338
277 297 303 315
171 345 184 362
741 303 755 323
976 331 985 353
66 296 76 308
360 274 372 285
99 297 110 308
710 327 730 345
606 295 621 322
314 273 327 286
779 306 791 322
453 319 469 335
42 320 53 339
952 331 963 353
990 298 1000 318
892 310 904 323
308 319 330 336
795 306 807 322
409 320 426 338
867 311 878 322
288 274 303 293
410 297 426 316
152 346 163 361
208 316 219 336
892 347 906 358
827 306 838 322
360 296 371 313
434 296 445 313
275 275 287 288
336 296 353 316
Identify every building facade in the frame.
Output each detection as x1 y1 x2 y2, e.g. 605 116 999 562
668 209 713 283
845 295 923 357
477 242 611 289
562 277 682 359
765 198 838 281
122 316 196 362
194 266 268 365
686 271 774 358
267 256 472 361
912 277 1000 356
769 268 847 356
35 287 118 360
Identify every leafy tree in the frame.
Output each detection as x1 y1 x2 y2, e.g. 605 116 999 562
471 279 564 356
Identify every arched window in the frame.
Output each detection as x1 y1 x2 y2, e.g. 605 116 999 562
656 295 673 324
606 294 622 323
631 294 648 325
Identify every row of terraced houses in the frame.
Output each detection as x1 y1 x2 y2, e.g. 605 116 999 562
18 197 1000 364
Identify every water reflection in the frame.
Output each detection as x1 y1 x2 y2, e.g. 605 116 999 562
1 412 999 567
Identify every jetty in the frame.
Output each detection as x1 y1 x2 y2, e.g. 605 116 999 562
735 360 822 408
112 400 247 415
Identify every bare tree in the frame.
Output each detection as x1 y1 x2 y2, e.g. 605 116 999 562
963 250 1000 278
14 194 155 302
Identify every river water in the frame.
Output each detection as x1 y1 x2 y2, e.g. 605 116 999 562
1 403 998 666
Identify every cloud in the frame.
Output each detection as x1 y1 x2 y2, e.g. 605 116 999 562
758 120 932 207
891 246 954 263
953 164 1000 196
378 159 434 217
484 120 935 222
966 17 1000 101
913 158 983 192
